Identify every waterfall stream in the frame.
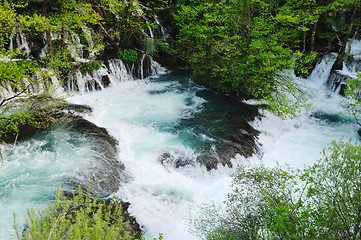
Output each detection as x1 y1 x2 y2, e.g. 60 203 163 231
1 50 360 239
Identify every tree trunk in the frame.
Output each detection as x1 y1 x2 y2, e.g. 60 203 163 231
332 5 358 71
310 21 318 52
43 0 53 54
346 24 360 56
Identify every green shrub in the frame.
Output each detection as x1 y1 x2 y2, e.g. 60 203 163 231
0 60 38 88
193 139 361 240
347 54 354 62
80 61 102 75
119 49 138 62
14 186 140 240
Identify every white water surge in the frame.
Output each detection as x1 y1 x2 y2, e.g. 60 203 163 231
68 73 242 240
253 54 359 170
0 52 360 240
68 56 358 239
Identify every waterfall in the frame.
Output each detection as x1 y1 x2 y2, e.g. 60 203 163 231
327 39 361 94
252 54 358 169
9 30 31 57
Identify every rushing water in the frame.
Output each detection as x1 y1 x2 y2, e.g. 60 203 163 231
0 53 359 240
253 54 359 169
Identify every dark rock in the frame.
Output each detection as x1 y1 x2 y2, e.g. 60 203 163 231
133 55 152 79
159 152 194 168
101 75 111 88
63 117 128 198
0 99 92 143
96 45 120 62
121 202 142 238
153 54 189 71
327 71 348 95
86 79 102 91
196 155 219 171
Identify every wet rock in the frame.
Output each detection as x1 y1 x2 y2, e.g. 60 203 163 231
0 98 127 199
0 98 92 143
196 155 219 171
64 117 128 198
158 89 260 171
85 79 102 91
159 152 194 168
327 71 348 95
121 202 143 239
102 75 111 88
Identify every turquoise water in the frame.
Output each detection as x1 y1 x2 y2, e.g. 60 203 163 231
0 127 94 239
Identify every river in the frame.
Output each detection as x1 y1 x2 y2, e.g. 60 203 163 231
0 53 359 239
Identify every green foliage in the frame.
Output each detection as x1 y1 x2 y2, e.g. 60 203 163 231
347 54 355 62
193 139 361 239
80 61 102 75
345 73 361 126
119 49 139 62
172 0 311 118
0 60 38 89
15 186 140 240
304 139 361 239
41 49 74 79
0 95 69 140
294 51 319 77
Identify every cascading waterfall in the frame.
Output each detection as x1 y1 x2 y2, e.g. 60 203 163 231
9 30 31 57
252 53 358 169
326 39 361 94
64 52 357 240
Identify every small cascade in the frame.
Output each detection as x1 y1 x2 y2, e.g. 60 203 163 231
151 57 167 75
327 39 361 94
9 30 31 57
66 59 134 94
327 70 349 95
154 16 167 38
83 27 96 58
107 59 133 82
67 31 85 60
137 54 151 79
0 68 65 100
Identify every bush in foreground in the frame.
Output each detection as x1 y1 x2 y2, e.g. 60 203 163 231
193 139 361 240
14 186 141 240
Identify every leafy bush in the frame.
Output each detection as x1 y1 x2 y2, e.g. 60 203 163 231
119 49 138 62
14 186 140 240
0 60 38 88
193 139 361 240
42 49 74 78
80 61 102 75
